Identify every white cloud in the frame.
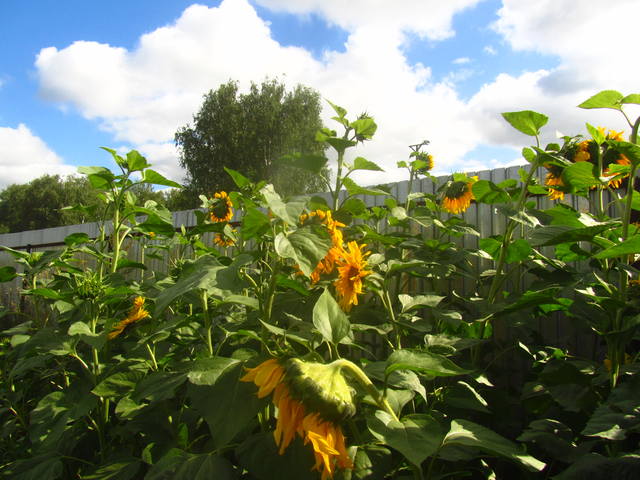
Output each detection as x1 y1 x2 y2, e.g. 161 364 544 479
253 0 482 40
483 45 496 55
0 124 76 189
452 57 470 65
31 0 640 191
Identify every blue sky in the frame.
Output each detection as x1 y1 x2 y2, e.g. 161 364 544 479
1 0 638 189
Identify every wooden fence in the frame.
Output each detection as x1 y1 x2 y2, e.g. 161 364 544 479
0 165 596 357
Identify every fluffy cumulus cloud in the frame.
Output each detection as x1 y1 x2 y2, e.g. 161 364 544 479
0 124 76 189
32 0 640 187
469 0 640 148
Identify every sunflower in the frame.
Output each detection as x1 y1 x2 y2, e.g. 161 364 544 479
604 154 631 188
210 191 233 223
241 358 354 479
108 296 150 340
441 177 476 215
299 210 345 283
213 230 236 247
545 170 565 201
334 241 372 312
573 140 592 163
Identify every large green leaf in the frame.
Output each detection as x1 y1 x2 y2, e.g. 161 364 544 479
342 177 390 196
224 167 251 188
277 153 328 174
154 254 250 314
594 234 640 259
367 411 442 467
125 149 150 171
529 223 617 246
441 419 545 472
235 433 316 480
146 449 236 480
582 375 640 440
385 350 470 378
133 371 188 403
2 453 63 480
501 110 548 136
397 294 444 313
562 161 600 190
188 363 265 449
274 225 331 277
313 288 351 344
607 139 640 165
92 371 146 398
186 356 240 386
260 184 305 225
352 156 384 172
141 169 182 188
82 459 141 480
472 180 511 204
578 90 623 110
0 265 17 282
241 207 270 239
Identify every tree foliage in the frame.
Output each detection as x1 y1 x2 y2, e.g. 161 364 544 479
175 79 329 201
0 175 167 233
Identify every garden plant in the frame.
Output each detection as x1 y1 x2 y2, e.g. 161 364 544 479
0 90 639 479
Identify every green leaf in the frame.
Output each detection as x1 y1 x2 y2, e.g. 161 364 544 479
352 156 384 172
133 371 188 403
277 153 328 174
142 169 182 188
505 239 532 263
522 147 536 163
82 458 141 480
441 419 545 472
501 110 548 136
586 122 606 144
68 321 105 349
125 150 150 172
188 363 264 449
2 453 63 480
342 177 389 196
530 223 617 246
236 432 316 480
472 180 511 204
313 288 351 344
607 139 640 165
327 100 347 119
350 117 378 139
274 225 331 277
386 350 470 378
578 90 623 110
224 167 251 188
241 207 270 239
594 234 640 259
154 255 250 314
562 161 600 190
0 265 17 282
187 356 240 386
398 294 444 313
93 371 145 398
367 411 442 467
621 93 640 105
260 184 305 225
64 232 90 246
146 450 236 480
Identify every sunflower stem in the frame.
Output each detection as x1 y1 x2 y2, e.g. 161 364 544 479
336 359 399 422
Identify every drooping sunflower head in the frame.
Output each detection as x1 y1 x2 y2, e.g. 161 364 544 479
241 358 354 479
335 241 372 312
209 191 233 223
603 143 631 188
441 176 476 215
544 166 565 201
299 209 346 283
605 128 625 142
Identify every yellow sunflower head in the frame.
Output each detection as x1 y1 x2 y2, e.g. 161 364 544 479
573 140 592 163
605 128 625 142
108 296 150 340
545 170 565 201
241 358 354 479
213 229 236 247
299 210 345 283
441 176 476 215
334 241 372 312
210 191 233 223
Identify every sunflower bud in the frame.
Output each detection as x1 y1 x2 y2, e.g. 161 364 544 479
284 358 356 422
